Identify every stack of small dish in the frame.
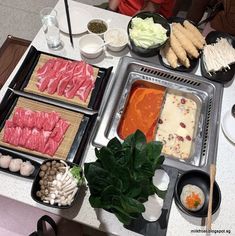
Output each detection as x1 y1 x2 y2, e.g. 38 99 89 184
79 18 108 58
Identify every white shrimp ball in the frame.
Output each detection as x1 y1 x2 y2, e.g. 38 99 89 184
9 158 23 172
0 155 12 169
20 161 35 176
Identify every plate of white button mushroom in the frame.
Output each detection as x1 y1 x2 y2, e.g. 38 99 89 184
31 159 84 208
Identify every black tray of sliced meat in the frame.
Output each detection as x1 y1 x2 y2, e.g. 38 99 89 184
0 89 96 164
9 46 113 113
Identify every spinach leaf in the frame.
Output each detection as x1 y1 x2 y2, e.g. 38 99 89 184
89 195 103 208
123 129 146 151
97 147 116 172
112 206 136 225
107 137 122 152
84 163 111 195
155 185 167 199
145 141 164 168
120 195 145 214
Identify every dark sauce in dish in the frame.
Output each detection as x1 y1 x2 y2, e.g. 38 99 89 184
88 21 107 34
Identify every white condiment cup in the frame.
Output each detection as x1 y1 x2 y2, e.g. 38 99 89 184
87 18 108 38
78 34 104 59
104 28 128 52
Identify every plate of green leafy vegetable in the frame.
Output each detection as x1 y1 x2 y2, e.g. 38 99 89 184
84 130 178 235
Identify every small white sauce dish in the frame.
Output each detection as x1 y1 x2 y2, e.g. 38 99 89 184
79 34 104 59
87 18 108 38
221 109 235 143
104 28 128 52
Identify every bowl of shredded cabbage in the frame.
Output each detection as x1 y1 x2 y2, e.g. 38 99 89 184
127 12 170 57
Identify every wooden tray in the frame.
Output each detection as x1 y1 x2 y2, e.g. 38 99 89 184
9 46 113 112
0 91 92 163
0 35 30 89
24 54 99 107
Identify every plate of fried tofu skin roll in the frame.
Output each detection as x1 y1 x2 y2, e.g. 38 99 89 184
159 20 205 72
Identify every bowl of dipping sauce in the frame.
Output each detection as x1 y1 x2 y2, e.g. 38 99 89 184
87 18 108 37
174 170 221 218
104 28 128 52
79 34 104 59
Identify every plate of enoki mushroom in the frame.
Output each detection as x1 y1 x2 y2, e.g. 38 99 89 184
159 18 205 72
201 31 235 85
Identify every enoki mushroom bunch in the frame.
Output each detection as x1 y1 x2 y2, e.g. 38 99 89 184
203 38 235 75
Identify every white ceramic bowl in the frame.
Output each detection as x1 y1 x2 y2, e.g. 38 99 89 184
79 34 104 59
87 18 108 37
104 28 128 52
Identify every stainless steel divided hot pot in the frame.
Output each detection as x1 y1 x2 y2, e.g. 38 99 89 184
92 56 223 173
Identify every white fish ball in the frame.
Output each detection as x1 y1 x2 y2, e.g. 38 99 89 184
20 161 35 176
9 158 23 172
0 155 12 169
